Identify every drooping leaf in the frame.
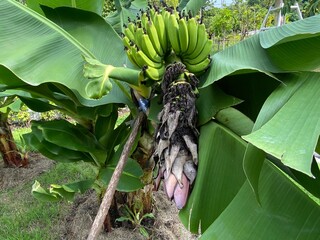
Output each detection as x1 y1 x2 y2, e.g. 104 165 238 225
243 72 320 177
32 180 61 202
260 14 320 48
31 120 107 165
32 179 95 202
23 128 95 163
204 34 281 87
0 0 131 107
94 105 119 144
205 15 320 87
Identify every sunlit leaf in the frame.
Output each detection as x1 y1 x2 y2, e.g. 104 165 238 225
0 0 131 107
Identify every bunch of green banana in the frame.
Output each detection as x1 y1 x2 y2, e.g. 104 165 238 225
164 9 213 76
122 6 213 79
122 7 170 81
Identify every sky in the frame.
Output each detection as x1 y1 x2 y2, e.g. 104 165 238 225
213 0 233 8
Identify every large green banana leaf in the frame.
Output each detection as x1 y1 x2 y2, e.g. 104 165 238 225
204 14 320 86
244 72 320 176
179 121 320 239
242 72 320 202
198 15 320 201
0 0 131 107
26 0 105 15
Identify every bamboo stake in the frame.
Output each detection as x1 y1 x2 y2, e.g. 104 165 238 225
87 112 145 240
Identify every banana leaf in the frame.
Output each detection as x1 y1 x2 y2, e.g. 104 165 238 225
30 120 107 165
98 159 144 192
179 121 320 239
106 0 148 33
243 72 320 183
23 128 95 163
32 179 95 202
0 0 132 107
204 14 320 87
26 0 105 15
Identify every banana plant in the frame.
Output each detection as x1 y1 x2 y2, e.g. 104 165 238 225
0 96 28 167
0 0 320 239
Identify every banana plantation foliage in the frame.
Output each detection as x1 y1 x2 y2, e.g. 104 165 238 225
0 0 320 239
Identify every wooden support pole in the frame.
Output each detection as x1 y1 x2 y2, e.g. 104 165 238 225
87 112 145 240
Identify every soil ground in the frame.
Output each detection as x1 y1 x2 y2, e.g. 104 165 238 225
0 153 198 240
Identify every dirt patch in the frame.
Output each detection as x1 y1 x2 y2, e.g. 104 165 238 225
59 187 198 240
0 153 54 191
1 154 198 240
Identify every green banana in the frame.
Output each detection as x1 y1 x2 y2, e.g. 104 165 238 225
122 36 131 49
146 20 164 56
140 12 149 29
126 48 140 68
184 23 208 59
154 12 168 55
178 17 189 53
167 13 181 55
143 64 165 81
148 6 156 22
185 17 198 56
184 56 212 74
183 39 213 65
134 27 144 50
132 46 164 69
124 27 135 42
127 22 136 35
140 34 162 63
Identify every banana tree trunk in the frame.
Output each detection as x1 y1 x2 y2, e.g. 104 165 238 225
0 114 27 167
